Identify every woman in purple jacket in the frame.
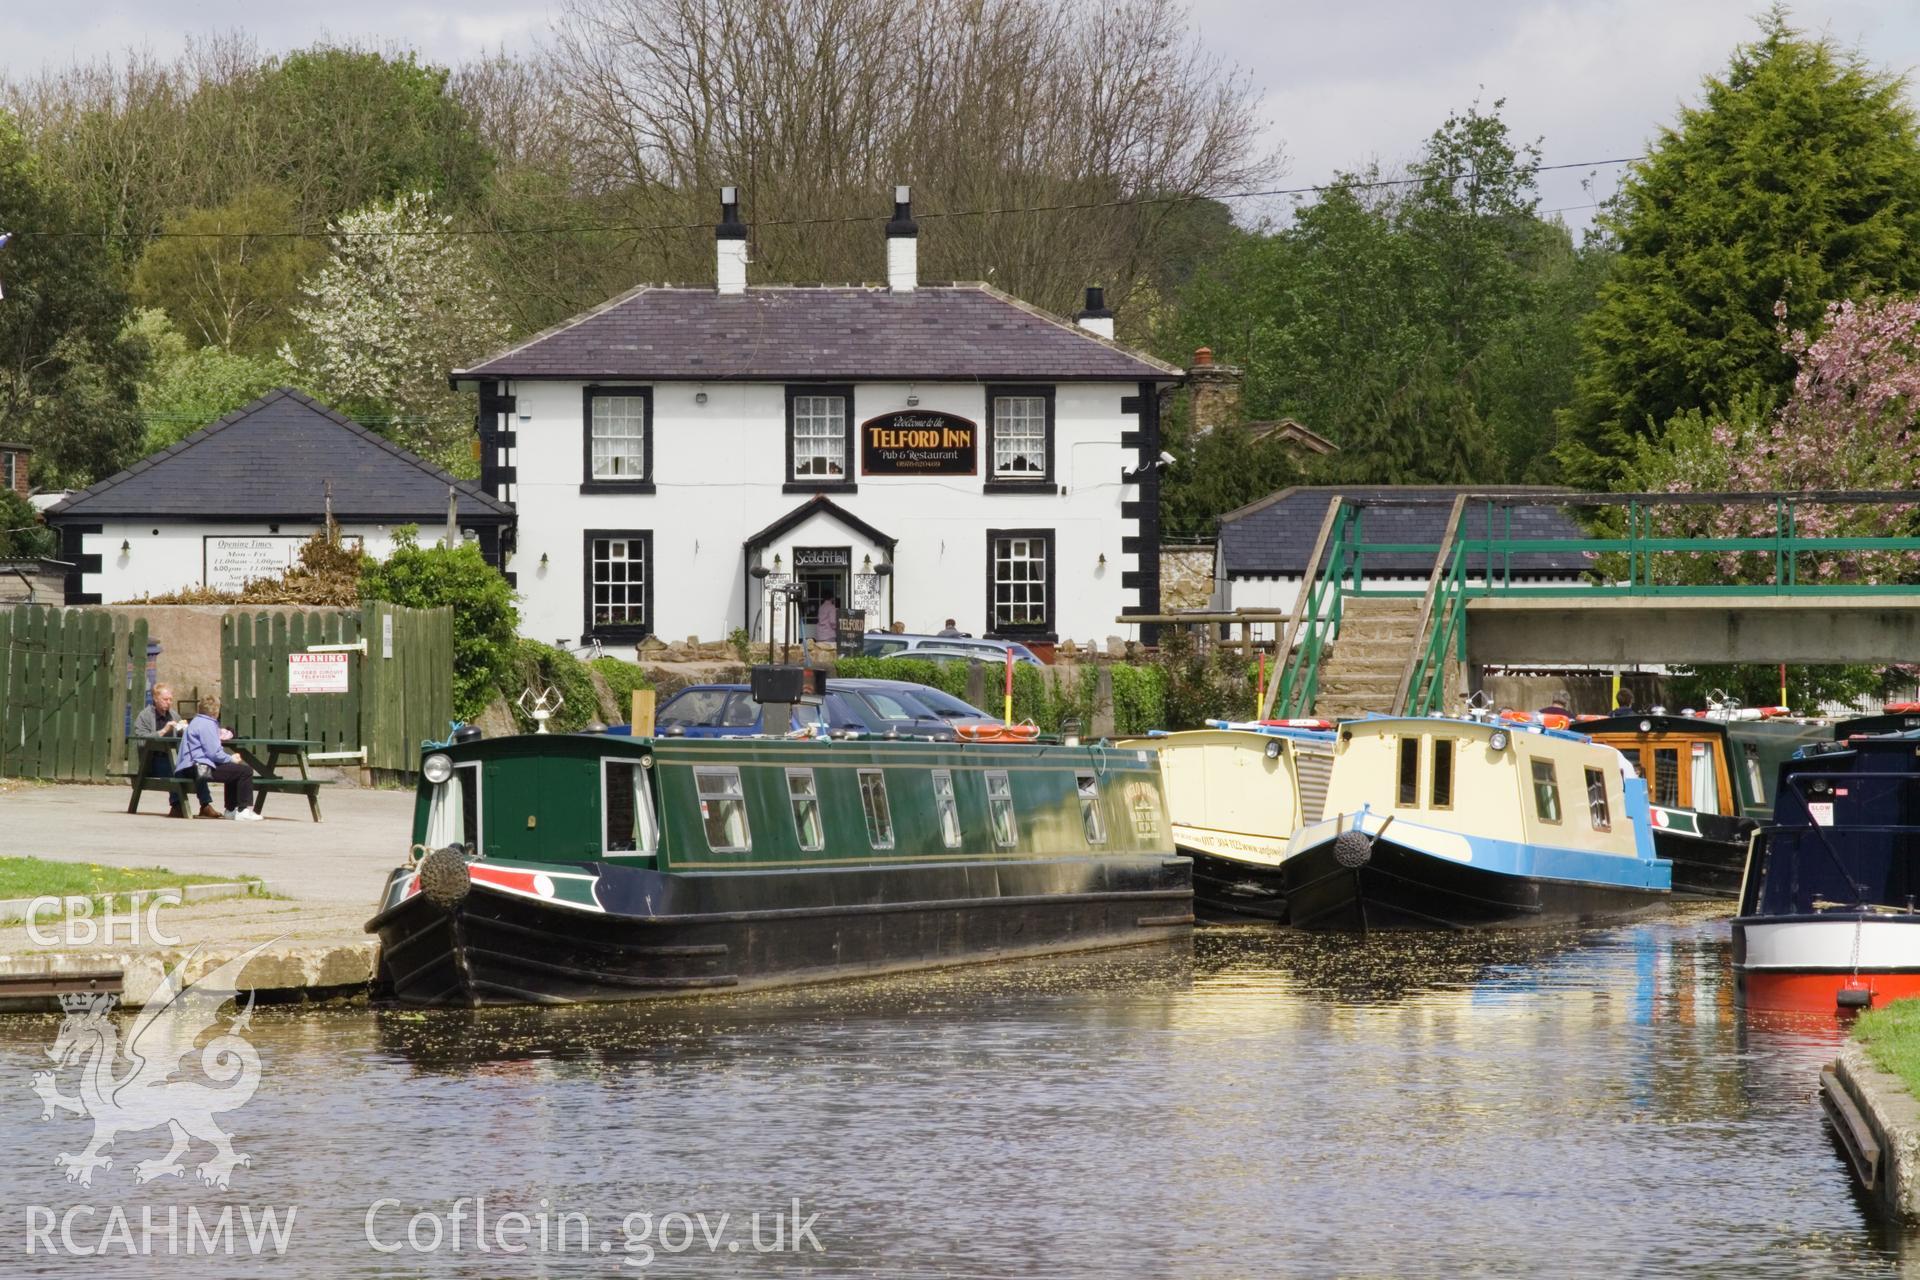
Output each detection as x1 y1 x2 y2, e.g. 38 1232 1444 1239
175 695 260 821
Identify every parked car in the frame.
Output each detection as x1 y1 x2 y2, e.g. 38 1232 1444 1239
862 632 1043 666
652 679 967 739
840 677 998 725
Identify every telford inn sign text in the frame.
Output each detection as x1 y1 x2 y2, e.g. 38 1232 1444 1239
860 410 977 476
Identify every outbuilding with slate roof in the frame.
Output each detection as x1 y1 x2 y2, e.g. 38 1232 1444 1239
1214 485 1593 618
43 389 513 604
450 186 1182 656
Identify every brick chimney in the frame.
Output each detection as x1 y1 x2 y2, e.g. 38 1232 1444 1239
1186 347 1243 434
715 186 748 295
0 442 27 499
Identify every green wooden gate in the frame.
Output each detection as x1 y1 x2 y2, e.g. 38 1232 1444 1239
0 605 149 781
220 603 452 772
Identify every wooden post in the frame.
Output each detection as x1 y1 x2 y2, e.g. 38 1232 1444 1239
631 688 656 736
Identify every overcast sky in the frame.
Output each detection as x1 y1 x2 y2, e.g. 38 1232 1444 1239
4 1 1919 232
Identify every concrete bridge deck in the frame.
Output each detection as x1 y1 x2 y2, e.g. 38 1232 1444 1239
1463 595 1920 667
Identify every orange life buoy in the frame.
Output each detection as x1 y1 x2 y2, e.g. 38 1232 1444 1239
1538 714 1571 730
1885 701 1920 714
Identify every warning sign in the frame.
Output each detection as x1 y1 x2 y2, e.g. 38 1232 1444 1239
288 651 351 694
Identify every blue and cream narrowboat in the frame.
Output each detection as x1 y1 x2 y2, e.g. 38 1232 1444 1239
1281 716 1670 931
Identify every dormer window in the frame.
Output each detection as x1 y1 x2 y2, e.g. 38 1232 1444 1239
785 385 855 492
985 385 1054 490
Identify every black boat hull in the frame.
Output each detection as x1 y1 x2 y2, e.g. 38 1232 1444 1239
367 854 1194 1007
1652 814 1751 899
1182 847 1290 923
1280 836 1669 931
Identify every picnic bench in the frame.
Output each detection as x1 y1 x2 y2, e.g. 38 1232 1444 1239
125 736 333 822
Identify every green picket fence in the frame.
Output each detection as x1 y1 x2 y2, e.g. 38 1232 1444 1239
0 605 150 781
220 602 453 772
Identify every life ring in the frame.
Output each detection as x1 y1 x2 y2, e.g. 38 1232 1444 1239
1538 714 1571 730
1499 710 1534 724
1885 701 1920 714
955 721 1041 743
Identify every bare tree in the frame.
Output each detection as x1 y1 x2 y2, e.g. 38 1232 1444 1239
546 0 1276 318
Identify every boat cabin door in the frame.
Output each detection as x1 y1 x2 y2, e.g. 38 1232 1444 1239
1619 736 1730 815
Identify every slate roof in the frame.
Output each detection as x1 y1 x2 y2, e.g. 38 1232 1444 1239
454 283 1184 383
44 390 514 523
1218 486 1591 577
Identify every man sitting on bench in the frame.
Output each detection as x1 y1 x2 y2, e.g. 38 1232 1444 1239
176 694 260 822
133 682 214 818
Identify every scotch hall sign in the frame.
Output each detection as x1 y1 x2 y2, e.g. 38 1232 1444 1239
860 410 977 476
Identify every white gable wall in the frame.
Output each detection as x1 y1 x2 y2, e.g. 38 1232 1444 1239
75 521 418 603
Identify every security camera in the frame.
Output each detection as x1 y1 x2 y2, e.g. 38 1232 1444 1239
1158 451 1175 468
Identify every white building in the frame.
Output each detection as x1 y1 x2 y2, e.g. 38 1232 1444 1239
452 188 1182 658
43 390 514 603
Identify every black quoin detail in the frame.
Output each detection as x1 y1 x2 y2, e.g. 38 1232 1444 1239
57 523 102 605
1120 382 1163 644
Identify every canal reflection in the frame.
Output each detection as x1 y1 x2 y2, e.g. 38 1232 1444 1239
2 911 1917 1277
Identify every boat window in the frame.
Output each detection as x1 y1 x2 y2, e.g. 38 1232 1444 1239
1430 739 1454 809
787 768 824 851
1690 742 1721 816
457 764 482 853
986 770 1018 847
1652 748 1681 807
1744 742 1766 803
602 758 659 854
1398 737 1421 807
695 767 751 852
858 769 895 849
1585 767 1611 832
1531 759 1562 823
932 770 963 848
1077 772 1107 845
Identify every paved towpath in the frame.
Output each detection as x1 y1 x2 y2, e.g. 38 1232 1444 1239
0 781 416 1004
0 779 412 904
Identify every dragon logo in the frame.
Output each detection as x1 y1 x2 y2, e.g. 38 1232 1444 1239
31 941 277 1190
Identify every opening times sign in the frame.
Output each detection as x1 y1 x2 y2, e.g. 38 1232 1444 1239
860 411 977 476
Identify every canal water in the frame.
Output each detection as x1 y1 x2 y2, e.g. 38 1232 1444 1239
1 904 1912 1277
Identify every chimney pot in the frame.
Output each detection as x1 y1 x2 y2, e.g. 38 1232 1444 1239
886 184 918 292
1074 284 1115 339
1193 347 1213 366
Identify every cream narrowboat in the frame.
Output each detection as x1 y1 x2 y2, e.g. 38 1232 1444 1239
1282 716 1670 931
1128 725 1336 921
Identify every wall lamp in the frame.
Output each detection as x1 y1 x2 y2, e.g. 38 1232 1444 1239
119 540 131 554
1121 451 1176 484
539 552 550 568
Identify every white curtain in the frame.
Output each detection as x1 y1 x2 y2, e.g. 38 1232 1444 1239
424 776 466 848
1690 745 1720 815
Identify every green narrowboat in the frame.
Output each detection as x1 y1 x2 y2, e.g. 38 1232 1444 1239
1580 712 1829 897
365 733 1192 1006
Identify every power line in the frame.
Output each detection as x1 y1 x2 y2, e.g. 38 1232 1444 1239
6 155 1644 242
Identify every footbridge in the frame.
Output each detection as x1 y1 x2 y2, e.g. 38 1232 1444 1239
1260 492 1920 719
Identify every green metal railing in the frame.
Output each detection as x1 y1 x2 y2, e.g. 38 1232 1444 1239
1271 491 1920 719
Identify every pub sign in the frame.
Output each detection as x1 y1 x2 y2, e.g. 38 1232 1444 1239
860 410 977 476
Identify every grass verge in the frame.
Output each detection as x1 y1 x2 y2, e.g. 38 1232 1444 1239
0 857 237 901
1853 998 1920 1096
